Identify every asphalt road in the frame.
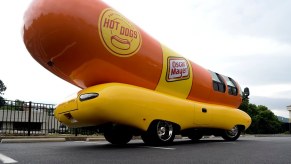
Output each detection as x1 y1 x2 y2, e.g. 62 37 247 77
1 136 291 164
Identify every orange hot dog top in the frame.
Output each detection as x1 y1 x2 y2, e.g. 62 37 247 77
23 0 242 108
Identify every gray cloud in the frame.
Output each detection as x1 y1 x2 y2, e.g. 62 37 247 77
251 96 291 111
200 0 291 43
222 54 291 85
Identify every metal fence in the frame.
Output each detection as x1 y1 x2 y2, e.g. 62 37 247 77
0 100 95 136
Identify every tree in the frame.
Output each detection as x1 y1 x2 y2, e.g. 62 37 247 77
0 79 6 95
14 99 26 111
239 99 284 134
0 79 6 107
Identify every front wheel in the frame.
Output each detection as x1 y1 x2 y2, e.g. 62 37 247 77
221 125 241 141
142 120 175 146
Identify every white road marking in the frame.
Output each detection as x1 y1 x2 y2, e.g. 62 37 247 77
0 153 18 164
73 141 107 144
74 141 176 150
140 146 176 150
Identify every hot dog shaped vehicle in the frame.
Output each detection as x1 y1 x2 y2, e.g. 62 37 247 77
23 0 251 145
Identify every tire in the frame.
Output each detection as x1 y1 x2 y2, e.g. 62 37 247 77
188 131 203 141
141 120 175 146
221 125 241 141
104 124 133 145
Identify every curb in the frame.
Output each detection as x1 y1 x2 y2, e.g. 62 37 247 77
1 138 66 143
86 138 106 142
254 134 291 137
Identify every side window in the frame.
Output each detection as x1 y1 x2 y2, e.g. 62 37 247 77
209 71 226 93
222 76 238 96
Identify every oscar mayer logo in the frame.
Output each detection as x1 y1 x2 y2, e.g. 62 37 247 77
98 8 142 57
166 57 190 82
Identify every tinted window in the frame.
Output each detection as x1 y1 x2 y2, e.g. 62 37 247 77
210 71 221 82
222 76 238 96
209 70 226 93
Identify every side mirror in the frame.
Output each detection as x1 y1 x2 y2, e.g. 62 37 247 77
243 87 250 99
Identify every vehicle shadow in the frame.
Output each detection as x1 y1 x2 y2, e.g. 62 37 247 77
68 137 249 151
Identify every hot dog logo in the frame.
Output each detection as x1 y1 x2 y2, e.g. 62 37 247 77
166 57 190 82
99 8 142 57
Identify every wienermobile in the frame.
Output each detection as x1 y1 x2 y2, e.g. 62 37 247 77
23 0 251 145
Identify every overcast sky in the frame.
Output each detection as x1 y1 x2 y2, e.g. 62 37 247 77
0 0 290 117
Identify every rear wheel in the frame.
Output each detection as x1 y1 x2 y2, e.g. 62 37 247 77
104 124 133 145
142 120 175 146
221 125 241 141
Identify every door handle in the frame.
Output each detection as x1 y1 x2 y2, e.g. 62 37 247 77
202 108 207 113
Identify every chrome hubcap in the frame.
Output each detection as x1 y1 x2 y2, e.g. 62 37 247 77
226 126 239 138
157 121 173 141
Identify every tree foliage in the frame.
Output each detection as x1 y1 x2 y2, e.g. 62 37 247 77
0 79 6 107
13 99 26 111
239 98 284 134
0 79 6 95
0 96 4 107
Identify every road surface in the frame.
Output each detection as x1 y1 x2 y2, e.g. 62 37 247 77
1 136 291 164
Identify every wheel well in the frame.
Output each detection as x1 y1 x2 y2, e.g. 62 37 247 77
237 125 246 131
150 120 181 133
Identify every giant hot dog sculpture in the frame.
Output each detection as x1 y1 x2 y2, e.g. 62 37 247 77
23 0 251 145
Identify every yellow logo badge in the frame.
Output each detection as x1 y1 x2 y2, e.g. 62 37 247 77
98 8 142 57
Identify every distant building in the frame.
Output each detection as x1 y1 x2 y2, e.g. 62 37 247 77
0 100 61 135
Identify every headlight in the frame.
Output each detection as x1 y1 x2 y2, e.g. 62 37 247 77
79 93 99 101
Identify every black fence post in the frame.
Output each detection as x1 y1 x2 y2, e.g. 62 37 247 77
28 101 32 136
75 128 78 136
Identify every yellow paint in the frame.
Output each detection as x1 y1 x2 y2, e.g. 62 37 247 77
54 83 251 131
155 45 193 99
